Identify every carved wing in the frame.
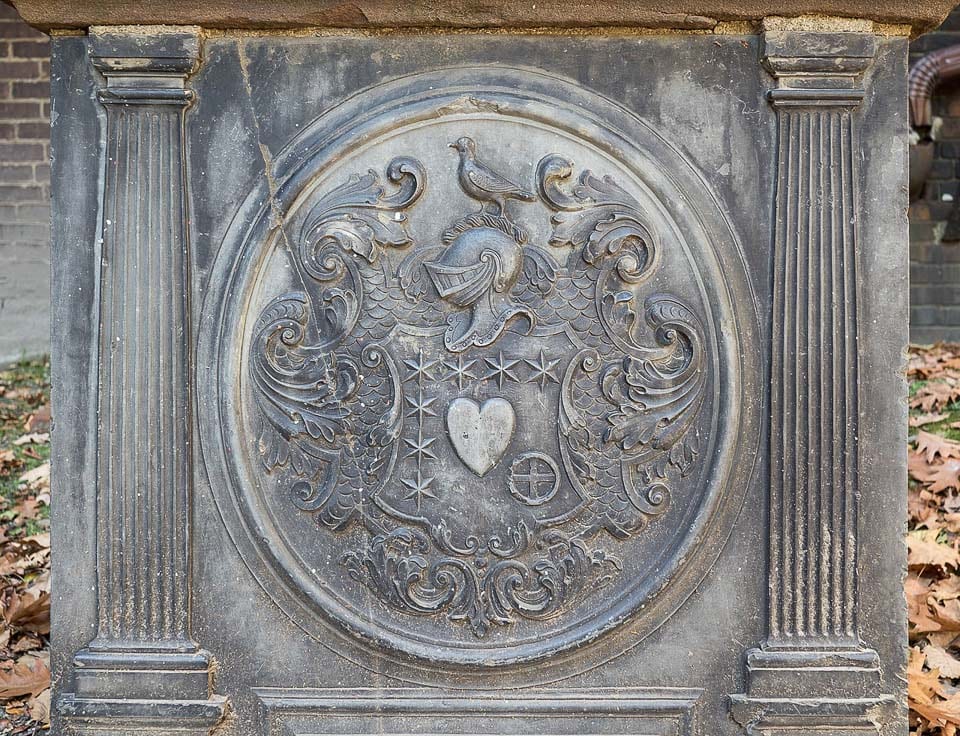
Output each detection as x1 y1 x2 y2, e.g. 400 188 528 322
250 294 360 527
251 294 358 464
467 164 530 196
250 293 403 529
248 158 432 530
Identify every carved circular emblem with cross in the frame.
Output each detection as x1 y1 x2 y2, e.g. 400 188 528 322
509 452 560 506
201 68 760 675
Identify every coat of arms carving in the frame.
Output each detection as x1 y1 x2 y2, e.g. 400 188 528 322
249 134 708 641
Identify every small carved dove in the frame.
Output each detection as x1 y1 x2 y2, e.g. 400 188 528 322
449 136 534 214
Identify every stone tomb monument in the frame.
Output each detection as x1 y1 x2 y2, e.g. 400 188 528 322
8 0 950 733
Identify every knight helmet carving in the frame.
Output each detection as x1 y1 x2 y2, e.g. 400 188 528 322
425 220 533 352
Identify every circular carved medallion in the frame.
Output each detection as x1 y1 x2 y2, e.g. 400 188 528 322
199 67 760 677
509 452 561 506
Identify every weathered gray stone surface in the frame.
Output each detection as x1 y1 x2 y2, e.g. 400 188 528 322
44 17 910 736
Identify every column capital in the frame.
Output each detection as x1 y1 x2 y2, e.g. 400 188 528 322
89 26 201 104
761 30 876 107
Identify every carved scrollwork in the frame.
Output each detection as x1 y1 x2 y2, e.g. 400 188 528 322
251 294 357 473
537 153 660 280
299 156 426 270
601 295 705 467
343 526 621 637
248 139 711 639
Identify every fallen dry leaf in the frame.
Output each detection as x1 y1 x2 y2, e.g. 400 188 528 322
927 631 959 649
23 405 49 434
10 635 41 655
16 463 48 492
2 387 40 402
915 413 952 428
0 654 48 699
926 645 960 678
933 576 960 602
915 691 960 731
912 454 960 493
918 432 960 464
12 433 47 448
22 535 48 551
930 599 960 631
26 687 49 725
911 646 946 705
1 587 50 636
913 379 960 413
910 529 960 570
0 450 17 476
912 488 940 527
909 575 945 633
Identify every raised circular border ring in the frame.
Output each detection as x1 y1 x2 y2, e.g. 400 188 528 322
197 64 762 686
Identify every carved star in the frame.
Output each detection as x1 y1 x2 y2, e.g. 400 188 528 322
403 350 438 384
524 349 561 391
442 355 478 391
484 352 521 389
404 392 438 420
401 471 437 510
403 434 438 462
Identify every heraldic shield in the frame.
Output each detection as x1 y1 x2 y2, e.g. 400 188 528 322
232 108 738 666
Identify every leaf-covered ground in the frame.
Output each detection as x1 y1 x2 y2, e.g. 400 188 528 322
0 358 50 733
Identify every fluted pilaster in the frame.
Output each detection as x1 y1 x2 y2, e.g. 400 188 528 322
767 80 862 651
59 27 226 733
95 73 193 651
730 28 894 735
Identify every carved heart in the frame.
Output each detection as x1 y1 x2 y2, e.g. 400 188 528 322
446 398 515 477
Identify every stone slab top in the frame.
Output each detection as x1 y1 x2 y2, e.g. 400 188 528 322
3 0 955 35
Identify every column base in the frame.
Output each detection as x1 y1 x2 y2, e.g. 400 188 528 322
72 646 215 700
740 646 881 699
58 694 228 735
60 647 228 733
728 695 896 736
728 646 895 734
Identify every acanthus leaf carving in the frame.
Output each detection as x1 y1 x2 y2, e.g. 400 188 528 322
600 295 705 470
299 156 426 272
342 526 621 638
251 293 357 474
537 153 660 278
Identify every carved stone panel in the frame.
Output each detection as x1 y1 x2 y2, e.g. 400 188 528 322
200 67 760 674
48 28 910 736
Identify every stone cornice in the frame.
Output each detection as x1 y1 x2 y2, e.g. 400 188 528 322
3 0 954 35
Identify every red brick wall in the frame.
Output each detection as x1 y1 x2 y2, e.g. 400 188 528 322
0 3 48 247
0 2 48 362
909 7 960 342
